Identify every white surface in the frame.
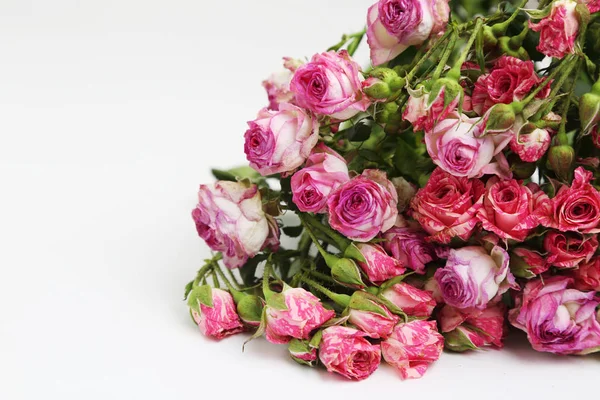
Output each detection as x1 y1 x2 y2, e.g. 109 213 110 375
0 1 598 399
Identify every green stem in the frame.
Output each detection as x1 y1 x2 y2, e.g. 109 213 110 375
432 30 458 80
406 28 453 83
302 267 337 284
192 264 213 288
519 56 577 108
213 263 238 292
262 258 274 298
299 275 350 307
298 214 340 267
211 270 220 288
303 213 350 250
347 29 366 57
491 0 529 36
448 18 484 80
225 268 242 289
557 59 582 137
509 25 529 48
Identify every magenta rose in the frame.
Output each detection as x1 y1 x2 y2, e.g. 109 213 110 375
535 167 600 233
291 144 349 213
381 320 444 380
382 226 438 273
543 231 599 268
192 181 273 269
191 289 244 340
319 326 381 381
529 0 580 59
472 56 550 115
410 168 485 244
380 282 436 317
435 246 517 310
439 303 507 351
265 287 335 344
366 0 450 66
244 104 319 176
571 257 600 291
348 295 400 338
290 50 370 120
510 123 552 162
476 178 545 241
356 243 406 284
327 169 398 242
509 276 600 355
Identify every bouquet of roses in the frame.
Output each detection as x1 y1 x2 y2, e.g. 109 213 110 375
183 0 600 381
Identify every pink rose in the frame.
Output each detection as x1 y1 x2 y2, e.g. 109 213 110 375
356 243 406 284
535 167 600 233
244 104 319 176
509 276 600 355
403 88 459 133
191 289 244 340
439 303 507 351
381 320 444 379
425 112 512 178
382 226 438 273
585 0 600 13
571 257 600 291
291 144 350 213
192 181 273 269
319 326 381 381
380 282 437 317
262 59 298 111
366 0 450 66
472 56 550 115
265 287 335 344
476 178 544 241
348 294 400 338
510 124 552 162
290 50 370 120
327 169 398 242
288 339 318 365
543 231 599 268
435 246 516 310
410 168 485 243
511 247 549 276
529 0 580 59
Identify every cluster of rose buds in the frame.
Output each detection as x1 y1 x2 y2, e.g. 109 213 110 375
184 0 600 381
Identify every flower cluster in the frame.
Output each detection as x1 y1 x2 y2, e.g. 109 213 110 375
184 0 600 382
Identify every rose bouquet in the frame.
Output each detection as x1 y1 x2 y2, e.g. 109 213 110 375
184 0 600 381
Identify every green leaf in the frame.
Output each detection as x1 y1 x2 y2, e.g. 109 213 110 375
187 285 213 312
211 169 237 181
338 119 374 142
239 255 266 287
243 307 267 351
476 26 485 71
211 166 261 182
266 292 288 311
183 280 194 300
309 330 324 348
282 225 303 237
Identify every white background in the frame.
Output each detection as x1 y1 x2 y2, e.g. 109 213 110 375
0 1 598 399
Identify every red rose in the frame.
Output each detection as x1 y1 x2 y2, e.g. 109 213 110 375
543 231 599 268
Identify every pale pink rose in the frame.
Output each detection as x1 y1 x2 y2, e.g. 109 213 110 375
380 282 436 317
366 0 450 66
382 226 438 273
192 181 272 269
535 167 600 233
410 168 485 244
425 112 512 179
381 320 444 379
291 144 350 213
356 243 406 284
510 124 552 162
509 276 600 355
543 231 599 268
191 289 244 339
472 56 550 115
265 287 335 344
571 257 600 291
348 298 400 338
435 246 517 310
439 303 507 350
529 0 580 59
319 326 381 381
476 178 544 241
290 50 370 120
244 104 319 176
327 169 398 242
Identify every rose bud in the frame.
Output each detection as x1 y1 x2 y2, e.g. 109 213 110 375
410 167 485 244
319 326 381 381
509 247 549 278
379 282 436 318
327 169 398 242
427 78 463 118
244 104 319 176
510 123 552 163
382 226 437 274
381 320 444 380
434 246 517 310
529 0 580 59
507 154 538 180
290 50 370 120
347 291 400 338
439 303 507 351
355 243 406 285
265 287 335 344
543 231 599 268
188 286 245 340
192 181 271 269
235 294 264 327
362 76 392 100
584 0 600 13
509 276 600 355
331 257 367 289
547 144 575 181
476 178 544 242
366 0 450 66
290 144 350 213
288 339 318 366
571 257 600 291
579 80 600 132
535 167 600 233
478 103 516 136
